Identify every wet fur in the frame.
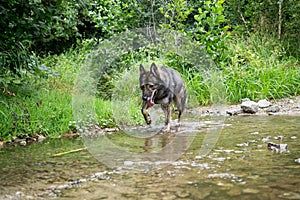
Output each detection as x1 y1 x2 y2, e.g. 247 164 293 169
139 63 187 132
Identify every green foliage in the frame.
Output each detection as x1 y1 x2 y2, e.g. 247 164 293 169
0 42 47 91
89 0 163 38
40 40 95 92
159 0 230 59
89 0 134 38
220 34 300 102
159 0 194 33
193 0 230 59
0 0 92 54
224 0 300 57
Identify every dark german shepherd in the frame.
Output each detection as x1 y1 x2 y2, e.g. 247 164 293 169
139 63 187 132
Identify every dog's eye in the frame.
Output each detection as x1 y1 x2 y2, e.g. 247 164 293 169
148 84 154 89
140 85 145 90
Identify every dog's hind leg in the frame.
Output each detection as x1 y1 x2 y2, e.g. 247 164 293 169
174 94 186 126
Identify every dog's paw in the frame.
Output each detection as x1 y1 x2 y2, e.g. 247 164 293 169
161 125 171 133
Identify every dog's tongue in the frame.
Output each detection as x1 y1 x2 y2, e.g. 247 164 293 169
147 98 154 107
147 90 156 107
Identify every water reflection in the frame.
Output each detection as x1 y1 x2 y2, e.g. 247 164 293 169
81 117 225 171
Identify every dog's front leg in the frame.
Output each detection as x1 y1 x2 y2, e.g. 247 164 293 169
141 101 151 125
161 103 171 132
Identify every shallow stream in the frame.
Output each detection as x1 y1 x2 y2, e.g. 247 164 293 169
1 115 300 199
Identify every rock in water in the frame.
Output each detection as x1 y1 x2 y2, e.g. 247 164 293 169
266 105 280 113
258 99 272 108
268 142 288 153
226 109 243 116
241 100 259 114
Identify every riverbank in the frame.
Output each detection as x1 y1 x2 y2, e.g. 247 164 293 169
1 95 300 149
192 95 300 117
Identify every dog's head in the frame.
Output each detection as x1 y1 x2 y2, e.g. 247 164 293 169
139 63 162 107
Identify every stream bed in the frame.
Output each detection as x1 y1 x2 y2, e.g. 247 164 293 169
1 115 300 199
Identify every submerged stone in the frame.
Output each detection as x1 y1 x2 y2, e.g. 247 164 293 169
226 109 243 116
242 188 260 194
227 188 242 196
267 142 288 153
236 142 248 147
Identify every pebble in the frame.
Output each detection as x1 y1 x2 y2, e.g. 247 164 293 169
258 99 272 108
195 155 204 159
280 192 300 199
212 157 226 162
295 158 300 164
15 191 25 196
227 188 242 196
56 184 69 190
262 136 271 142
242 188 260 194
124 161 134 166
291 136 297 139
19 140 27 146
274 136 284 140
236 142 248 147
234 150 244 154
176 190 190 198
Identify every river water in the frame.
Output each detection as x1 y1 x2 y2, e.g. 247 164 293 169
0 115 300 199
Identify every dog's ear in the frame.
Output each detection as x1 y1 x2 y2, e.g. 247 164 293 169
150 63 160 77
139 64 146 74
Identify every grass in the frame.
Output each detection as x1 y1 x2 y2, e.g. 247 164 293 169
220 34 300 103
0 33 299 141
0 88 72 140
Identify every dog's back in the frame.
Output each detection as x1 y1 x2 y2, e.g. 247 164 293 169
158 66 186 112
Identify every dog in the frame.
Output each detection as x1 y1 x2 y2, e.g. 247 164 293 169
139 63 187 132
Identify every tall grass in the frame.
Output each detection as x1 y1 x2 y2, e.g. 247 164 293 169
0 88 72 140
0 42 94 141
219 34 300 103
